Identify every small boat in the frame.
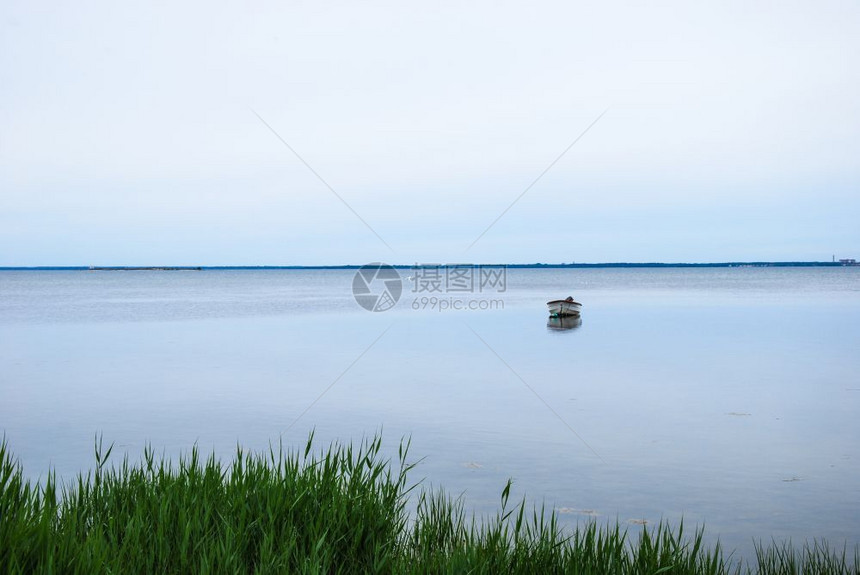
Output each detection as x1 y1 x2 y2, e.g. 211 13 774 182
547 296 582 317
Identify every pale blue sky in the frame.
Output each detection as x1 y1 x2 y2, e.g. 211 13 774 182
1 0 858 265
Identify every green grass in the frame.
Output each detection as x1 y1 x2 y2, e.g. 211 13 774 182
1 435 856 574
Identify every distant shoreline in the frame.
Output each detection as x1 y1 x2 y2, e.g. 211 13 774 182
0 261 857 271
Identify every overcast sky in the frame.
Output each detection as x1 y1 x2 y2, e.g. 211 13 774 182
1 0 858 265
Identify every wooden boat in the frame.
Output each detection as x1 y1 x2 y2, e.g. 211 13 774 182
546 296 582 317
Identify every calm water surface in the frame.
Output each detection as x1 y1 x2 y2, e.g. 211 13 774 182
1 268 859 559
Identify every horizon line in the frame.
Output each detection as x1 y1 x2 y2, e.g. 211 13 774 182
0 260 856 271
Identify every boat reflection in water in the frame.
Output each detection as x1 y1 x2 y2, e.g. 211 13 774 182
547 315 582 331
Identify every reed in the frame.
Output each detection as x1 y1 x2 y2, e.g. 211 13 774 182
1 436 856 574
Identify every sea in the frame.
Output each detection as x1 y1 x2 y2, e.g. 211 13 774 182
1 266 858 559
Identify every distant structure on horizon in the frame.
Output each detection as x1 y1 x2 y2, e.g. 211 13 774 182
838 258 857 266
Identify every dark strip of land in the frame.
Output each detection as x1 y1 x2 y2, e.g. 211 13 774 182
0 261 856 270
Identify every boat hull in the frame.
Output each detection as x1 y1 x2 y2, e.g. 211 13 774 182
546 300 582 317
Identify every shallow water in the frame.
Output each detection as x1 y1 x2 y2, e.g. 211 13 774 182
1 267 858 559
